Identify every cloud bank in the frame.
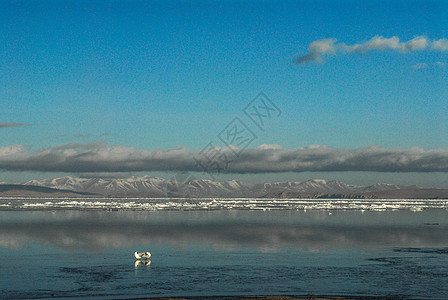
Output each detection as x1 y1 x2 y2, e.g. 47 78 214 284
0 142 447 173
0 122 31 128
295 36 448 64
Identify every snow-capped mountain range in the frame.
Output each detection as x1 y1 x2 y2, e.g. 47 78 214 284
22 176 405 197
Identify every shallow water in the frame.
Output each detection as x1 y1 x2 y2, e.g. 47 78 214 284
1 208 448 299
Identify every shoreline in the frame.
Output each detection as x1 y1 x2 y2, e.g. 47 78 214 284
130 296 404 300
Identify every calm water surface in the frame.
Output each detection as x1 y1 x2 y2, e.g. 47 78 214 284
1 209 448 299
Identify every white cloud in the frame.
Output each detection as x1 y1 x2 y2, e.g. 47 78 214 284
296 36 447 64
346 36 404 53
432 38 448 51
0 143 447 173
405 36 429 51
294 38 337 64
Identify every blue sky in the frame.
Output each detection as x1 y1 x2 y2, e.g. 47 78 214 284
1 0 447 187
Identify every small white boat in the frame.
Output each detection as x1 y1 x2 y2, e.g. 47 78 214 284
134 251 151 259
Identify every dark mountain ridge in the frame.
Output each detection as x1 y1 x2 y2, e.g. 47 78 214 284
0 176 445 199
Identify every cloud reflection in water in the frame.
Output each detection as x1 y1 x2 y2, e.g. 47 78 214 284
1 210 447 252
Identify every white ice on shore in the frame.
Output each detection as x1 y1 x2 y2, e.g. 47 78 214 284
0 197 447 211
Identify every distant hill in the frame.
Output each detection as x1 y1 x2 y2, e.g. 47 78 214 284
20 176 411 197
0 184 99 197
0 176 443 199
264 188 448 199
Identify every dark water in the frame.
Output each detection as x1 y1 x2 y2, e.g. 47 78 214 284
1 209 448 299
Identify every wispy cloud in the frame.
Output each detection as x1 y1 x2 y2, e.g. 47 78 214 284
79 172 134 178
411 63 429 70
346 36 428 53
411 61 446 69
45 133 98 142
0 143 447 173
0 122 31 128
295 36 448 64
